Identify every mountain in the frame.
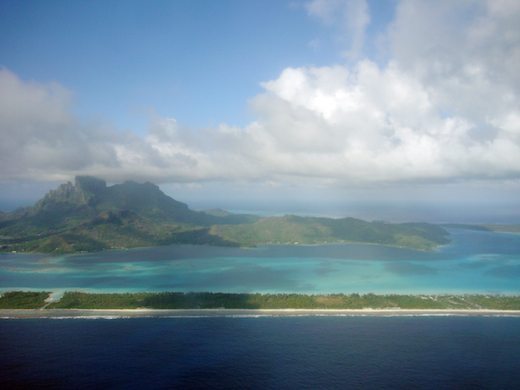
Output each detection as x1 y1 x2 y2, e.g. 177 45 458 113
210 215 450 251
0 176 450 253
0 176 259 253
29 176 256 226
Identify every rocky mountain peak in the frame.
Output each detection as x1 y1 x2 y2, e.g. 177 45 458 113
39 176 106 206
43 181 75 201
75 176 106 196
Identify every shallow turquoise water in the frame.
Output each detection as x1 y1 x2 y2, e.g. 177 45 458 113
1 229 519 296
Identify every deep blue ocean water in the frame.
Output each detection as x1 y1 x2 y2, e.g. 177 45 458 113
1 316 520 389
1 228 520 389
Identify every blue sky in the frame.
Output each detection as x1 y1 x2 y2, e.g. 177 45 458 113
1 0 520 222
1 1 340 131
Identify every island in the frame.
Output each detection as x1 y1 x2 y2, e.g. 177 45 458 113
1 291 520 318
0 176 450 253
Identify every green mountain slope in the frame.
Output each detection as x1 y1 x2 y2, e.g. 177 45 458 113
1 176 450 253
210 215 450 250
0 176 258 253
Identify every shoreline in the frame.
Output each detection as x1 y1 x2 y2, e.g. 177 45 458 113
2 308 520 319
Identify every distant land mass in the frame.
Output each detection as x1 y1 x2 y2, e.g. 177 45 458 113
1 291 520 311
0 176 452 253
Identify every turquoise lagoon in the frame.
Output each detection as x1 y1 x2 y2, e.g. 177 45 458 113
1 229 519 298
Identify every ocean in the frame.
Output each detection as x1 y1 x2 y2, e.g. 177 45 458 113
1 228 520 388
1 316 520 389
1 228 520 297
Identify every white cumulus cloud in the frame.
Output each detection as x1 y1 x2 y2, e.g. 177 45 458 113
1 0 520 192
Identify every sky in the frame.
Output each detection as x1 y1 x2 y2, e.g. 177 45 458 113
1 0 520 222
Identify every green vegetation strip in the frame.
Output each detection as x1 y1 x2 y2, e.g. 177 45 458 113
2 291 519 310
0 291 50 309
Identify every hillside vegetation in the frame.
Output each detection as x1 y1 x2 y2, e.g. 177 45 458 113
210 215 449 250
1 176 450 253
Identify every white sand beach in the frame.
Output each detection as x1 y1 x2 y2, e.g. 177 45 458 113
2 308 520 319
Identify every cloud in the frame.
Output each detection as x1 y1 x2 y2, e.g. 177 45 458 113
389 0 520 119
1 0 520 191
0 68 120 181
305 0 370 60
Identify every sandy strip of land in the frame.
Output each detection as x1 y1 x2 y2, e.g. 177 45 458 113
1 308 520 318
